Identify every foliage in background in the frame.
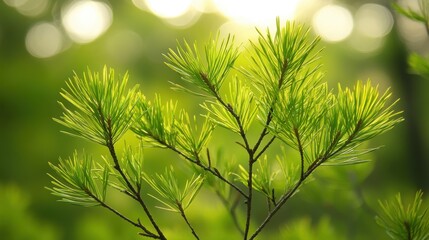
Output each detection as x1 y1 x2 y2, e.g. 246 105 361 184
393 0 429 80
47 19 402 239
376 191 429 240
0 185 58 240
393 0 429 34
373 2 429 240
280 217 346 240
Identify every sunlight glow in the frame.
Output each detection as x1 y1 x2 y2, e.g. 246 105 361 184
213 0 300 27
192 0 217 13
312 5 353 42
25 22 63 58
61 0 112 44
163 9 201 28
144 0 193 18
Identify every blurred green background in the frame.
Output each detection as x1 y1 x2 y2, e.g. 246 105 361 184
1 0 428 239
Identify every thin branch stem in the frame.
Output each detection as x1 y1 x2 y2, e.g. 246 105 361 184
252 111 274 157
293 128 305 180
244 156 254 240
146 135 248 198
253 136 276 162
243 59 289 239
108 139 166 239
404 221 412 240
178 203 200 240
172 142 247 198
86 189 159 239
251 59 288 156
99 107 166 240
201 71 264 239
200 72 252 152
249 121 364 239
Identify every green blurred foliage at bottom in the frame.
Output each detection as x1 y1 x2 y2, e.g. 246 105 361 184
0 184 58 240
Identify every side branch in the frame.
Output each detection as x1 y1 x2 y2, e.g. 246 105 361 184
148 135 248 198
250 121 364 239
251 59 288 161
178 203 200 240
293 128 305 179
243 158 255 240
86 189 160 239
99 108 166 240
200 72 252 152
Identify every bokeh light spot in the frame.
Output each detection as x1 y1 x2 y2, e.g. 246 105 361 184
25 22 63 58
131 0 147 11
4 0 49 17
61 0 112 44
192 0 216 13
144 0 193 18
312 5 353 42
350 35 384 54
162 9 201 28
355 4 393 38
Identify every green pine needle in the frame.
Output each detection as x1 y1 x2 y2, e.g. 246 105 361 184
243 19 321 107
103 143 145 193
409 54 429 78
132 94 179 147
202 77 257 133
47 151 108 207
55 66 139 146
143 167 204 212
376 191 429 240
175 111 215 159
392 2 428 24
165 34 240 97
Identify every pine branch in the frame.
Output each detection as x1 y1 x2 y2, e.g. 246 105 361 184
49 19 405 240
178 203 200 240
250 119 367 239
142 132 248 198
200 73 252 151
102 113 166 239
85 189 159 239
376 191 429 240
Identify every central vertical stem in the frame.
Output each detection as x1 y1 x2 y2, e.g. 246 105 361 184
244 153 255 240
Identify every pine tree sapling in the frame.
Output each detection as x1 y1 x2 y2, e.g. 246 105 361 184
48 19 403 239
